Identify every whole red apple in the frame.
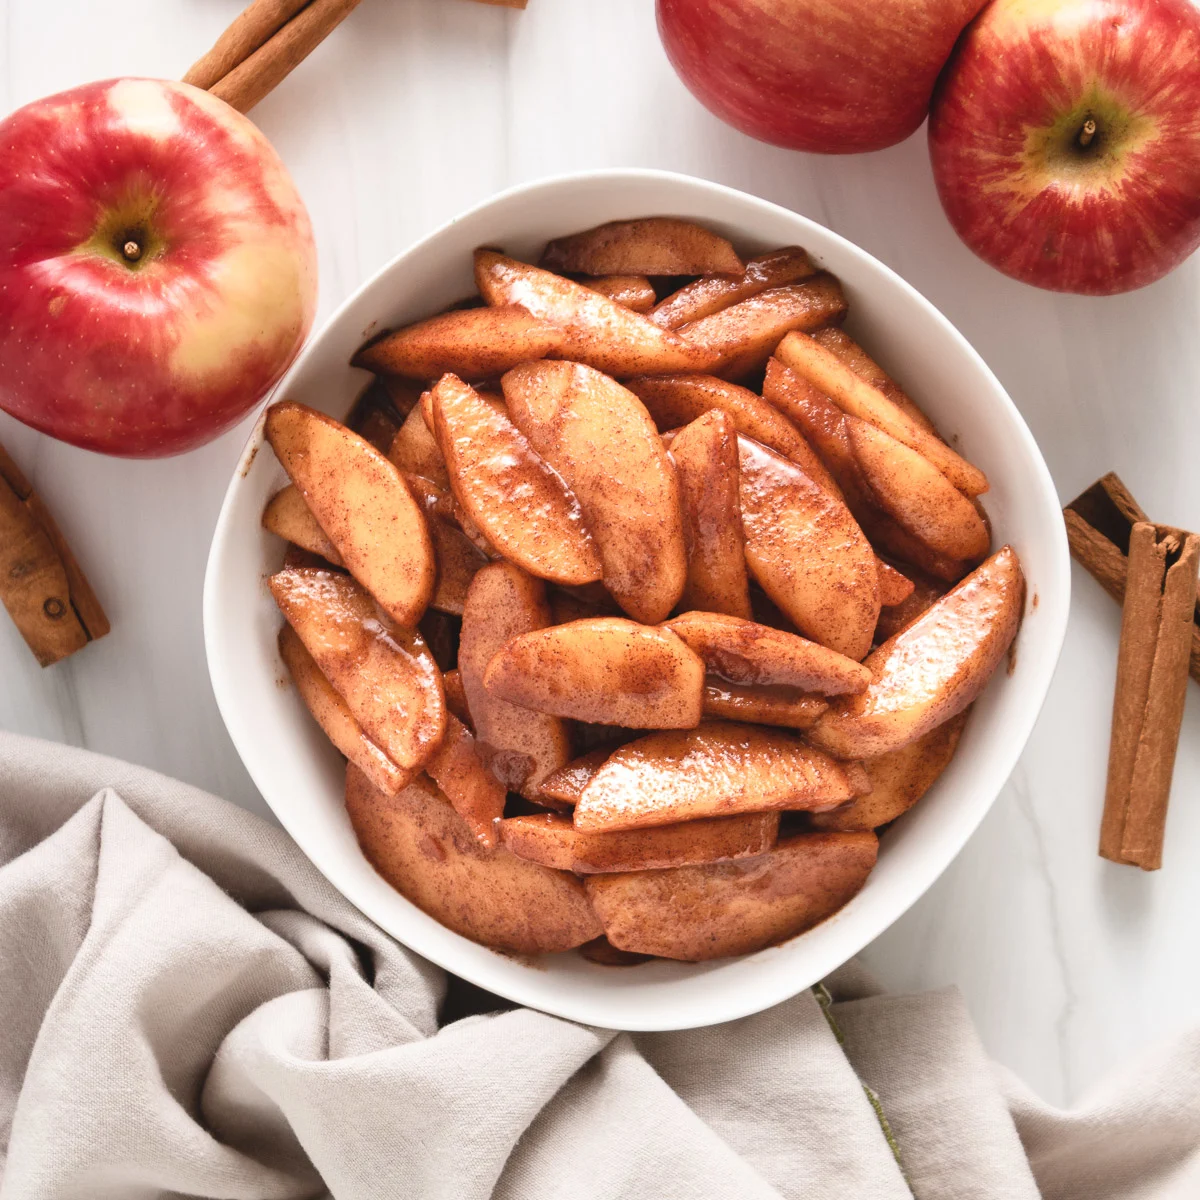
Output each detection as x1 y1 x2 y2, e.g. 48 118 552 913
929 0 1200 294
657 0 989 154
0 78 317 456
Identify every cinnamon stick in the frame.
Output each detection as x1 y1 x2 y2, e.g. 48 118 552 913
183 0 310 91
0 441 109 666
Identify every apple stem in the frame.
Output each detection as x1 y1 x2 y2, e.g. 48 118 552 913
1078 118 1097 148
122 239 143 263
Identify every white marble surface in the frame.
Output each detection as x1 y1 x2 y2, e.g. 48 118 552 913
3 0 1199 1109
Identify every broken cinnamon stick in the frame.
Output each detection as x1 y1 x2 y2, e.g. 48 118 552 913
0 441 109 666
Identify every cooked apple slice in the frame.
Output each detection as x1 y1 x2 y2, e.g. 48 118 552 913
424 713 506 848
538 746 613 806
500 810 778 874
484 617 704 729
429 374 602 586
737 435 879 661
875 569 947 643
812 709 969 832
278 625 410 797
388 403 449 489
701 681 828 729
649 246 817 329
475 250 715 376
678 275 847 380
460 562 571 798
401 470 494 560
427 519 488 617
352 305 562 382
847 417 990 562
442 668 471 727
540 217 743 276
665 610 871 695
345 766 601 954
810 326 936 433
262 485 343 565
502 360 687 624
667 410 753 620
809 547 1024 759
579 275 656 312
628 372 839 497
270 567 446 771
776 332 988 497
585 830 878 960
878 560 915 607
574 721 869 832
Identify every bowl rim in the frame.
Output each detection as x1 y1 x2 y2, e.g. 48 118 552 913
204 166 1071 1030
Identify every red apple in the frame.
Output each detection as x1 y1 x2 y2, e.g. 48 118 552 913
929 0 1200 295
0 78 318 456
656 0 988 154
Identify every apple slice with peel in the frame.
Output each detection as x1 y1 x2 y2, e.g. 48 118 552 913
668 410 753 620
352 304 563 382
666 610 872 695
538 747 614 806
776 331 988 496
389 403 449 489
812 709 969 832
460 562 572 798
878 560 915 607
345 766 601 954
265 401 435 627
502 360 687 623
678 275 847 379
579 275 656 312
483 617 705 729
442 668 471 728
475 250 715 376
809 547 1024 759
847 417 990 562
262 485 342 565
430 373 602 586
649 246 817 329
628 372 839 497
737 434 880 660
585 831 878 961
574 721 869 832
270 567 446 771
701 681 828 729
540 217 743 276
278 625 410 797
810 327 937 433
499 810 778 874
424 712 506 848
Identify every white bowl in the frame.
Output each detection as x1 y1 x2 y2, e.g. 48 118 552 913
204 169 1070 1031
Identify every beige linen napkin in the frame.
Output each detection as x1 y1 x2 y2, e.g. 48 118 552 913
0 731 1197 1200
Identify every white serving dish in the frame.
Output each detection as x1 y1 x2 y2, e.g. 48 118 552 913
204 169 1070 1031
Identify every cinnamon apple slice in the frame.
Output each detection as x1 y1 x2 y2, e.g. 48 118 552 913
483 617 705 729
424 713 506 848
573 721 869 832
353 304 563 382
628 372 839 497
878 560 916 607
502 360 687 624
809 547 1024 759
262 485 342 565
278 625 410 797
700 682 828 729
459 562 572 798
538 747 615 806
649 246 818 329
345 766 602 955
540 217 743 276
668 410 754 620
737 434 880 661
775 331 988 496
270 567 446 772
874 569 946 643
430 373 602 587
847 417 990 562
426 518 488 617
388 402 449 489
475 250 715 376
811 709 969 832
265 401 435 627
499 810 778 874
678 275 847 379
579 275 657 311
585 831 878 960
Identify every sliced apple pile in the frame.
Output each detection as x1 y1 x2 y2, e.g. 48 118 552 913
255 213 1021 965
